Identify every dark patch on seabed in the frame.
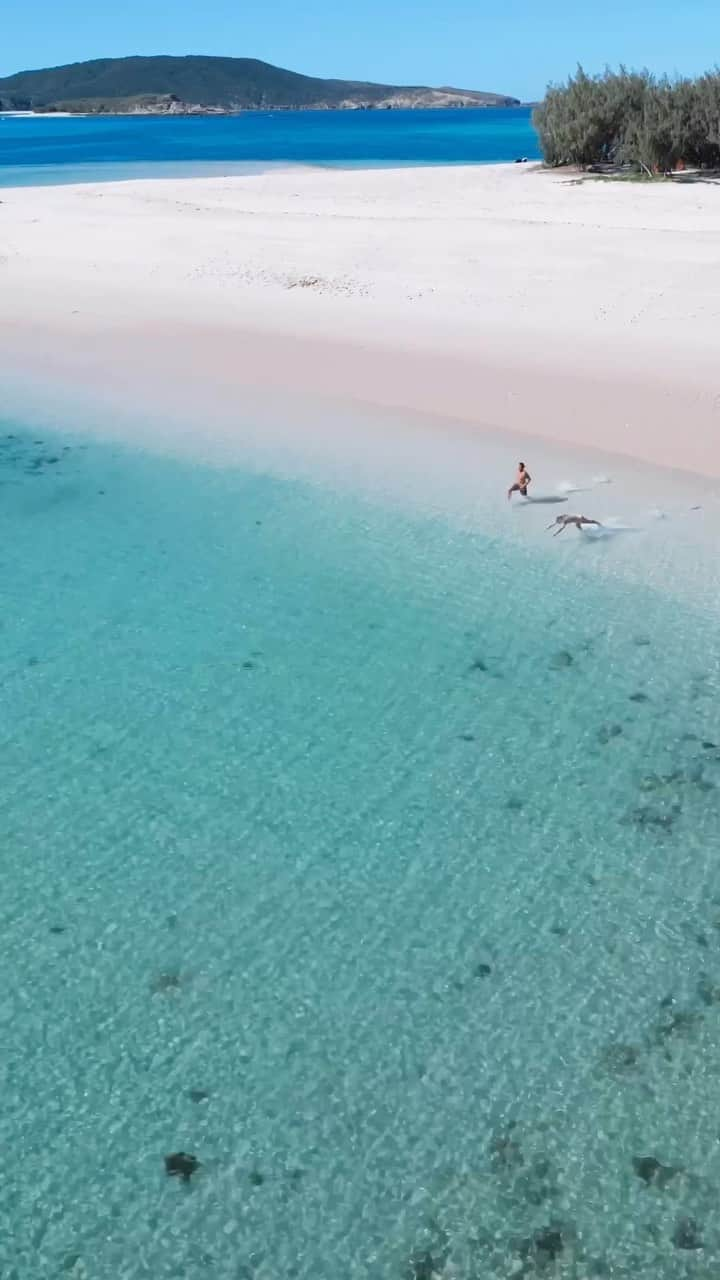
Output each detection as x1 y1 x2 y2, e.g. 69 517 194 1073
396 652 720 1278
0 430 73 478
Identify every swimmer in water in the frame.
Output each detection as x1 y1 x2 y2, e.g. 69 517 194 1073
547 514 602 536
507 461 532 501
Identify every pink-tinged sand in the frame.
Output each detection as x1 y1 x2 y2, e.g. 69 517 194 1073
1 162 719 475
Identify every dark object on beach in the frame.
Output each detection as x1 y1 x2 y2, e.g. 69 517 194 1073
550 650 573 669
632 1156 680 1188
165 1152 200 1182
188 1088 209 1103
514 156 529 163
673 1217 703 1250
474 962 492 978
629 691 650 703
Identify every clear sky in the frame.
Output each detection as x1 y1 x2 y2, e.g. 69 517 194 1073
2 0 718 102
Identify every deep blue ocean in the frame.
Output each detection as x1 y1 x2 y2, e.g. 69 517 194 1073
0 105 538 185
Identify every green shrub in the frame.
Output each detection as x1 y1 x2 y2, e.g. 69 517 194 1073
534 66 720 172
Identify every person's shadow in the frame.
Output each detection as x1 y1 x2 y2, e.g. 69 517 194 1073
521 495 569 506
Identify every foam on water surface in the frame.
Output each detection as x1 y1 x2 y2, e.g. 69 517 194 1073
2 419 720 1279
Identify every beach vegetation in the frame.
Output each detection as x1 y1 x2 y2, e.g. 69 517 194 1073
534 67 720 175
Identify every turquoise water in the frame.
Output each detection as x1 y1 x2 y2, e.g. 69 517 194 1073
0 107 539 186
2 420 720 1279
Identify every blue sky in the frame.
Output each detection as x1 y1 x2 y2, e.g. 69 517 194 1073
2 0 718 101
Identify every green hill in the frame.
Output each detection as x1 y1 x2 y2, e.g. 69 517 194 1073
0 55 519 113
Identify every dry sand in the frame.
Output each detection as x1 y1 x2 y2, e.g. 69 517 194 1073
1 163 719 474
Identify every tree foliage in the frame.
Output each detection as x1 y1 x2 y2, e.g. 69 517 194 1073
534 67 720 172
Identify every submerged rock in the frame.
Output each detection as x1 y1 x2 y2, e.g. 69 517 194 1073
638 771 682 793
489 1122 524 1170
597 723 623 744
655 1009 703 1041
406 1251 438 1280
632 1155 681 1188
600 1042 641 1074
696 974 720 1006
673 1217 703 1250
518 1157 557 1206
625 805 680 832
151 971 183 995
549 650 573 670
165 1152 200 1182
519 1224 566 1268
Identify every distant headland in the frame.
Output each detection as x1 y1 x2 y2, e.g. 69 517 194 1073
0 55 520 115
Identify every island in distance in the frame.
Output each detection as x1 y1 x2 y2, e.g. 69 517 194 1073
0 54 520 115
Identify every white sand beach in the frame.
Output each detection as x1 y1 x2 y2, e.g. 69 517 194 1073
1 162 719 474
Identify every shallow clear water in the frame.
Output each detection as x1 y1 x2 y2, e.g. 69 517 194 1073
2 420 720 1279
0 107 539 186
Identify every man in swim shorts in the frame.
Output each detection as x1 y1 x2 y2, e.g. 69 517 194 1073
547 514 602 535
507 462 532 501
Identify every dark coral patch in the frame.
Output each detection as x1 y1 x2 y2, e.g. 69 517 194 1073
165 1152 200 1183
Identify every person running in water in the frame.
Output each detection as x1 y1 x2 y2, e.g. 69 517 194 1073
547 514 602 536
507 462 532 501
